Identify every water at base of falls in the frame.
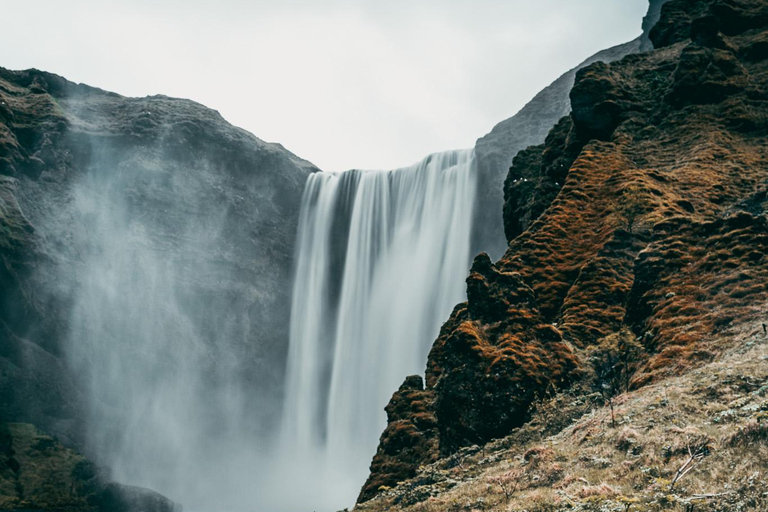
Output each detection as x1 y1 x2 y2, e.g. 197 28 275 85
280 149 477 508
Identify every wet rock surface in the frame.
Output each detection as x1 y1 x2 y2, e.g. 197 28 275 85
0 67 317 506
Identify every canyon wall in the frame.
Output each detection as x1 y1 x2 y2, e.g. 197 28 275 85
470 0 671 259
360 0 768 503
0 69 317 507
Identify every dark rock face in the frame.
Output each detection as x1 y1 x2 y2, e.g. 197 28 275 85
363 0 768 502
502 116 582 241
666 44 749 106
0 68 316 453
642 0 675 48
470 1 675 259
427 254 579 454
651 0 768 48
0 422 179 512
357 376 439 503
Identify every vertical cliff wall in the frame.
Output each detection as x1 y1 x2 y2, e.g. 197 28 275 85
471 0 671 259
0 68 317 507
360 0 768 503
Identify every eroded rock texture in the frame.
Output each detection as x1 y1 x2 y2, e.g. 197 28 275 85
471 0 672 259
0 422 179 512
358 376 439 503
362 0 768 502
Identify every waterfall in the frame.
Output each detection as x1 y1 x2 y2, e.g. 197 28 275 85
281 149 477 504
60 144 476 512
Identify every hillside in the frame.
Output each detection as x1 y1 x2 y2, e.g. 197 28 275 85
358 0 768 509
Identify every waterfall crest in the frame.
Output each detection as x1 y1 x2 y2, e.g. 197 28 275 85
281 149 477 502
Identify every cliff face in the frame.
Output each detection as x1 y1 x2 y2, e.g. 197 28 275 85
0 69 317 447
471 0 671 259
360 0 768 506
0 422 179 512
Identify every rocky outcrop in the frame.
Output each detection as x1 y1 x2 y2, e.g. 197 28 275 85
427 254 579 454
0 422 179 511
357 376 439 503
471 0 671 259
361 0 768 504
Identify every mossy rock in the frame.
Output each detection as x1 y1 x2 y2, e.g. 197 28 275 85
0 423 179 512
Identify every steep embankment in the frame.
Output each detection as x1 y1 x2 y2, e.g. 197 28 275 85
360 0 768 509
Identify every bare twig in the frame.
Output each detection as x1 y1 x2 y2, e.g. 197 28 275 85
670 444 707 490
488 469 523 503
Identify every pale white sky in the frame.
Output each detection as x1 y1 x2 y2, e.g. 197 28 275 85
1 0 648 171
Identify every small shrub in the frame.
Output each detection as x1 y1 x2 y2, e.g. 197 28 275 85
611 184 653 234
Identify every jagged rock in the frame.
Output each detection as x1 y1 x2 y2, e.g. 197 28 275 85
0 422 179 511
651 0 768 49
571 62 626 141
495 0 674 252
357 376 439 504
425 254 578 455
650 0 712 48
362 0 768 503
503 116 584 241
666 44 749 107
502 142 544 241
470 1 669 259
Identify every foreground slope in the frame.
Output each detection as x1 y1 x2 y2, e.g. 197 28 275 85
359 0 768 507
359 329 768 511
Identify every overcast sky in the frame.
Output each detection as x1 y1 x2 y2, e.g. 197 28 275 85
2 1 648 171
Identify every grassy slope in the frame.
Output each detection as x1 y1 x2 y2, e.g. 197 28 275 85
358 322 768 511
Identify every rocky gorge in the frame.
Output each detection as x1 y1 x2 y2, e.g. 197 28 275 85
357 0 768 510
2 0 767 511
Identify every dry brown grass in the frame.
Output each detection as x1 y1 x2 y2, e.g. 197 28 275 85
356 333 768 512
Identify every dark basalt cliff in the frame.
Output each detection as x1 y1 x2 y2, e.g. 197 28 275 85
471 0 671 259
0 68 317 506
360 0 768 506
0 422 178 512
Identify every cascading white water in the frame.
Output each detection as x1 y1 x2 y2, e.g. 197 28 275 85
281 149 477 505
61 144 475 512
